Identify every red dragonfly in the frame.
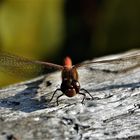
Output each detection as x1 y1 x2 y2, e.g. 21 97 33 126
0 51 140 105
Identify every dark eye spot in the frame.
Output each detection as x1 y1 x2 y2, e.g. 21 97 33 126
46 81 52 87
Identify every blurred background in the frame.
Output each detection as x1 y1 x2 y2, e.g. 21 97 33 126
0 0 140 87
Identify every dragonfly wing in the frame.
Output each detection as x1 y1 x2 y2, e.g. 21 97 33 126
0 52 63 78
77 53 140 86
78 66 118 85
76 54 140 73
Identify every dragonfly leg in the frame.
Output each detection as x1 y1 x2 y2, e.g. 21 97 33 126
79 92 86 104
56 93 64 106
49 88 61 103
80 88 93 99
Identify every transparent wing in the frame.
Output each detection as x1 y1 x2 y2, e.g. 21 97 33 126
77 53 140 85
76 53 140 73
0 51 63 78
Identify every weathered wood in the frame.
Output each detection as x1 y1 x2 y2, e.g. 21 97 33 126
0 50 140 140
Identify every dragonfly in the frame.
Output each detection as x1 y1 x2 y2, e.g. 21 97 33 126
0 51 140 105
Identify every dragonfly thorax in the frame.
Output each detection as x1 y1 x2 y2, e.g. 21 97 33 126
61 66 80 97
62 66 79 81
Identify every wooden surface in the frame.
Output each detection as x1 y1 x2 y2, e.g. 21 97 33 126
0 50 140 140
